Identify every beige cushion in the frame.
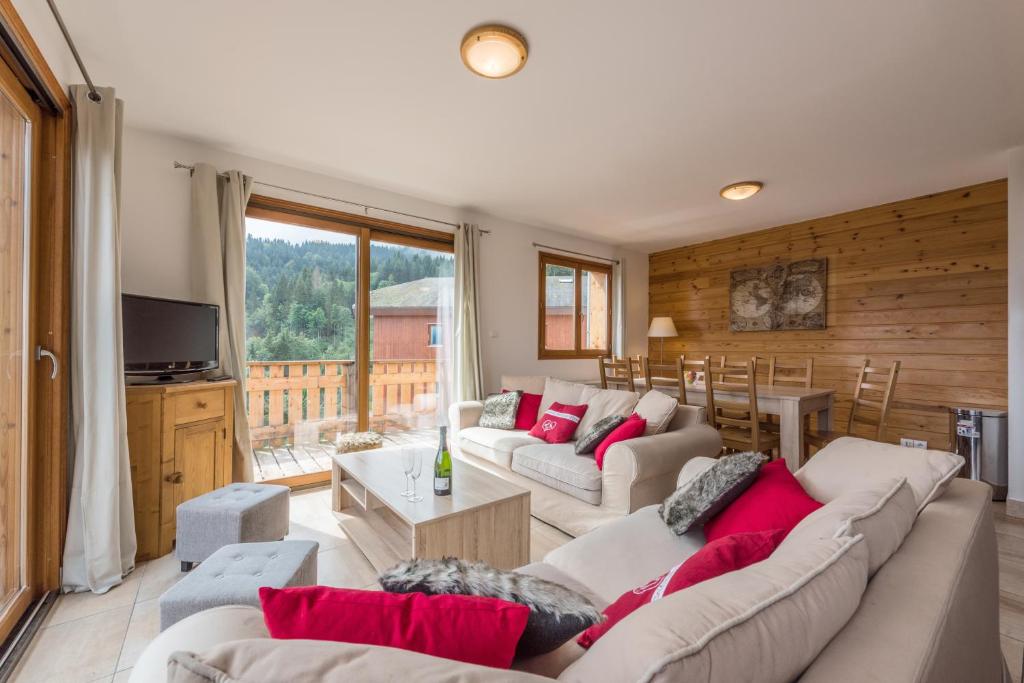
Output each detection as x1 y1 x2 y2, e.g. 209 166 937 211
560 534 870 683
501 375 548 395
458 427 543 469
634 390 679 436
781 477 917 576
576 387 639 437
539 378 597 417
511 444 602 505
544 504 704 604
169 639 549 682
674 456 718 489
795 436 963 512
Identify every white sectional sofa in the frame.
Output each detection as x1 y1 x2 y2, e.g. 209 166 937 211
448 375 723 537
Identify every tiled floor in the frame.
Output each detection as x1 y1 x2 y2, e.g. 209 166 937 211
10 486 573 682
16 492 1022 682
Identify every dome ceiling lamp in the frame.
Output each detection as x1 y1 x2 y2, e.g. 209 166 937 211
720 181 764 201
461 24 529 79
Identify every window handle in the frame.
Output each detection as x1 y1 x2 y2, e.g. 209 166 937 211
35 346 59 380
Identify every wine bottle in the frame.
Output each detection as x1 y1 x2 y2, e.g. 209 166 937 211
433 425 452 496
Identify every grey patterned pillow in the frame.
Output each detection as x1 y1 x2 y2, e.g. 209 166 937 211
478 390 522 430
659 451 765 535
575 414 627 454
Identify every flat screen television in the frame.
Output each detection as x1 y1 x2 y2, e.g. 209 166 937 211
122 294 219 378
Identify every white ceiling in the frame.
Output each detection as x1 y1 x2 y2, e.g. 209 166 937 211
55 0 1024 251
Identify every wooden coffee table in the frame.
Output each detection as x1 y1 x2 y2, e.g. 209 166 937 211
331 448 530 571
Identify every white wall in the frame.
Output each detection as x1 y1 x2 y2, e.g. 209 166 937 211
1008 147 1024 511
120 127 649 393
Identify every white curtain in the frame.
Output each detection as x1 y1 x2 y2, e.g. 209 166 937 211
452 223 484 401
612 258 626 357
62 85 137 594
191 164 254 481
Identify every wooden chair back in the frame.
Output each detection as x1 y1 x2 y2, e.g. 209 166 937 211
598 356 636 392
676 355 707 405
767 357 814 389
704 357 772 454
847 359 901 440
640 355 678 395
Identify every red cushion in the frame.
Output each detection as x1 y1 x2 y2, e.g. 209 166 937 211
577 529 785 648
504 389 542 430
259 586 529 669
593 413 647 469
703 459 823 542
528 402 589 443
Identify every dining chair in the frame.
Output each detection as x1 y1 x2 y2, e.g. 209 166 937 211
761 357 815 433
640 355 678 396
598 356 636 392
704 357 780 457
805 359 901 456
675 355 707 406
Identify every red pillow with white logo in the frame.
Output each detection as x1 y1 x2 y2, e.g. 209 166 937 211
528 402 588 444
577 529 786 648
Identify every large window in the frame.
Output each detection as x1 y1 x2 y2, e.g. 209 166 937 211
244 196 454 484
538 252 612 359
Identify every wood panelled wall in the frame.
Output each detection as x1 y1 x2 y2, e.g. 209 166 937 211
649 179 1007 448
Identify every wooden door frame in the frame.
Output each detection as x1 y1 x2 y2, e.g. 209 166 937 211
0 0 72 638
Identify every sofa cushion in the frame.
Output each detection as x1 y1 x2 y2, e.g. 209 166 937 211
634 389 679 436
528 402 589 443
780 477 917 576
502 375 548 395
544 505 705 604
539 378 597 416
511 444 602 505
479 391 522 430
512 392 543 430
559 534 870 683
576 387 639 437
795 436 964 512
675 456 718 489
593 414 647 469
659 451 764 535
458 427 543 469
574 415 626 455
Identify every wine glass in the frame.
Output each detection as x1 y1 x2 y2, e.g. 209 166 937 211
399 448 415 498
407 449 424 503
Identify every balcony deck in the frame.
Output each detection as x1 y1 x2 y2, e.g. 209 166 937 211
252 427 439 482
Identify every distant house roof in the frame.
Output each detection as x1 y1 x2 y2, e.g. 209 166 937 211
369 277 452 311
368 275 574 312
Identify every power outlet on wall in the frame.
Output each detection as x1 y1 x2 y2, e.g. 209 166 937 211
900 437 928 449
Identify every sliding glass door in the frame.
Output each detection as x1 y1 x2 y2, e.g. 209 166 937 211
244 201 454 484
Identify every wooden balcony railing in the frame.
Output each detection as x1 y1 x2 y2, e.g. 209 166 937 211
246 359 442 448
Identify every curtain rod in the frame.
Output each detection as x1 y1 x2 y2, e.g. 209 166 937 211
533 242 619 265
45 0 101 102
173 162 490 233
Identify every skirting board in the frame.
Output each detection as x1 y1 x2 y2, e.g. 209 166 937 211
1007 498 1024 519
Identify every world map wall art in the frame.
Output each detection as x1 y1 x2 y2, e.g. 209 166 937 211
729 258 827 332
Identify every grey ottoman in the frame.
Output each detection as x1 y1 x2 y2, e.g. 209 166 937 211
159 540 318 630
176 483 290 571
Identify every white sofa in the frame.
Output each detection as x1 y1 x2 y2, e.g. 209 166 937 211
448 375 723 537
134 438 1005 683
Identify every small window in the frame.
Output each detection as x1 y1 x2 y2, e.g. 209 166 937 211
427 323 442 348
538 252 612 359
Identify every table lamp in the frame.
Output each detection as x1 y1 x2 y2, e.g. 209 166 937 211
647 317 678 363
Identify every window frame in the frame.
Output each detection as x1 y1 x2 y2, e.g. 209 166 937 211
537 252 613 360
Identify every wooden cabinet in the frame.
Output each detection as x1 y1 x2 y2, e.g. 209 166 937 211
126 380 235 560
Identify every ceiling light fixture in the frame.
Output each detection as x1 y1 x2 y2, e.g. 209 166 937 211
461 24 528 79
719 181 764 201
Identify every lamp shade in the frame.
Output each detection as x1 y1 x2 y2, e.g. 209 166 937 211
647 317 678 338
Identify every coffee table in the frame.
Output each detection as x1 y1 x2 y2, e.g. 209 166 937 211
331 447 530 572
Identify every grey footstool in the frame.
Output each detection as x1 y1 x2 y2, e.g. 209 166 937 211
176 483 290 571
159 540 318 630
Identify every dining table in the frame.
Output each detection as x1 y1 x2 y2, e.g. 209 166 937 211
601 378 836 471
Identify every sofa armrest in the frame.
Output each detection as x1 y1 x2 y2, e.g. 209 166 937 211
600 424 723 515
668 403 706 429
448 400 484 440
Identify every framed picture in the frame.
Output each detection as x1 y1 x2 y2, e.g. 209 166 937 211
729 258 827 332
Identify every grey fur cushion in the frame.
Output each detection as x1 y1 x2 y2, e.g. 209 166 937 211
379 557 601 657
659 452 765 535
575 414 626 454
479 391 522 430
